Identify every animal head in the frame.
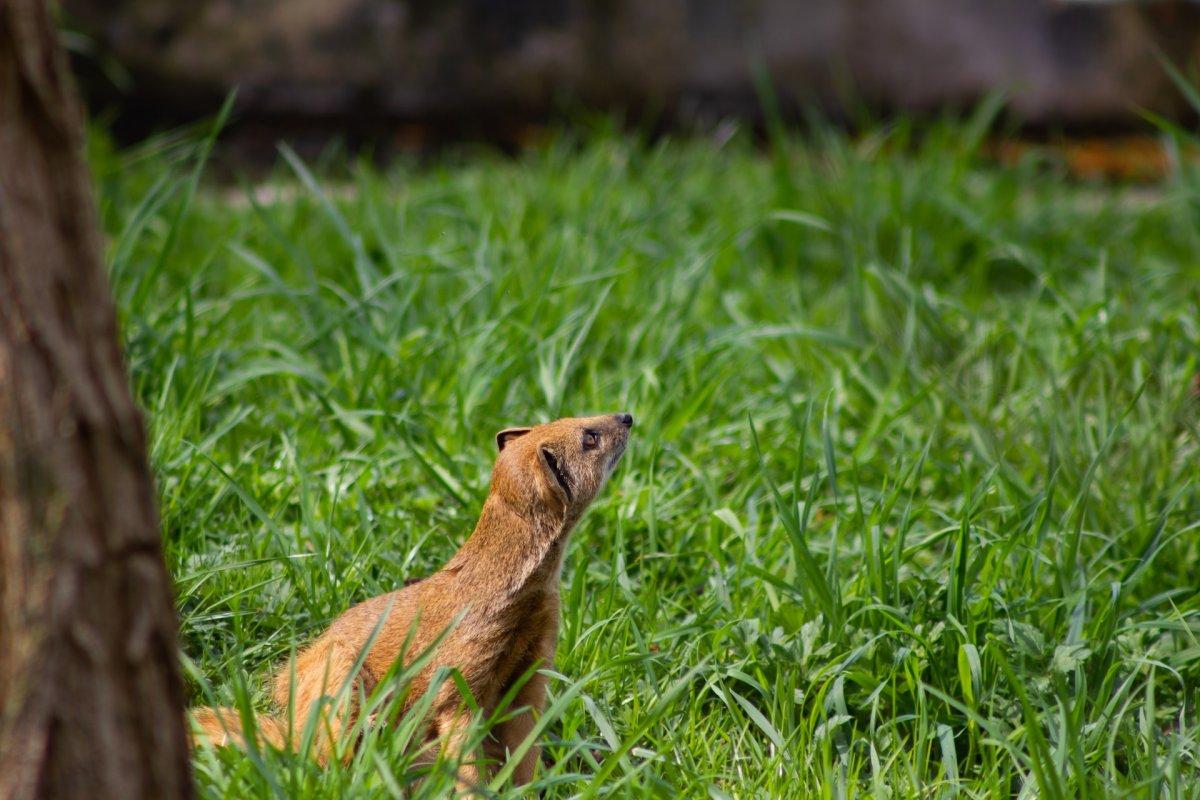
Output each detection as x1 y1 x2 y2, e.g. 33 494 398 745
491 413 633 520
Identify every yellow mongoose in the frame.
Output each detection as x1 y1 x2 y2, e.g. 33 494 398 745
193 412 633 789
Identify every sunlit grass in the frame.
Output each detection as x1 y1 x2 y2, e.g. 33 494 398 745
95 116 1200 798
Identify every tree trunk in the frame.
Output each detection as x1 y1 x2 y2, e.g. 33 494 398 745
0 2 194 798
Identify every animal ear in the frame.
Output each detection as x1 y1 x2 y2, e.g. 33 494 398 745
495 427 532 451
539 446 573 501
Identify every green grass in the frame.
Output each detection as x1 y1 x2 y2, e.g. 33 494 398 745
93 117 1200 798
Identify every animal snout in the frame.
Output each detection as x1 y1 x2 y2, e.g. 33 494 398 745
614 413 633 428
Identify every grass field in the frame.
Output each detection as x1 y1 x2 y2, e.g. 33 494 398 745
95 116 1200 798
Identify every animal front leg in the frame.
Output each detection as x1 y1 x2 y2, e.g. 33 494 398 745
493 668 547 786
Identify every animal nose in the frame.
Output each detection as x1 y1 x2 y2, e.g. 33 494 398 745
615 412 633 428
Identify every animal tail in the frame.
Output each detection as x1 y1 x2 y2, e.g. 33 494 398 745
192 637 370 764
190 706 291 752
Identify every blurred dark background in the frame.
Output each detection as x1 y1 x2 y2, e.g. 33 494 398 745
64 0 1200 154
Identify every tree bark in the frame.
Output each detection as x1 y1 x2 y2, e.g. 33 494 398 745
0 2 194 798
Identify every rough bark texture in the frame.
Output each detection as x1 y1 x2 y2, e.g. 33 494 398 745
0 2 194 798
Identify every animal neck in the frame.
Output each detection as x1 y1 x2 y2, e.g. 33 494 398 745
448 493 574 597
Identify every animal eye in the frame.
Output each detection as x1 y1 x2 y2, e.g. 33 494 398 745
582 430 600 450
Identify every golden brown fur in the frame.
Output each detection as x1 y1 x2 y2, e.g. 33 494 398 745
192 412 633 790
